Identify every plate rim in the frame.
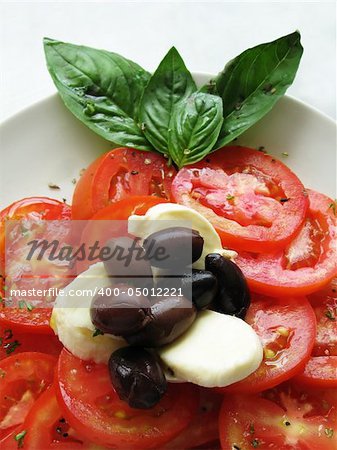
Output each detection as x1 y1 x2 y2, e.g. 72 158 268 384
0 72 336 130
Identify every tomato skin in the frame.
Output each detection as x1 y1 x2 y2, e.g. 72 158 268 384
0 352 56 439
308 278 337 356
0 196 71 222
160 388 222 450
218 296 316 394
172 146 308 253
56 349 199 449
0 326 62 360
219 385 337 450
88 195 168 221
0 196 71 270
236 190 337 297
219 395 288 450
0 426 23 450
72 148 176 219
293 356 337 388
77 196 168 274
0 308 55 335
0 197 72 334
23 386 102 449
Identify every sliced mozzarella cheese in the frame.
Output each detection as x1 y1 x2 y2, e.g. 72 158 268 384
158 310 263 388
51 262 125 364
128 203 237 269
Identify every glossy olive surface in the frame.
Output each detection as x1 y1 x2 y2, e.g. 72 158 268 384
205 253 250 319
103 236 153 288
90 284 151 336
126 295 197 347
143 227 204 269
157 269 218 310
182 269 218 310
109 347 167 409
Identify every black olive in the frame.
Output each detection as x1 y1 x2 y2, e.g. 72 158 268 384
157 269 218 310
90 284 151 336
182 269 218 310
143 227 204 269
205 253 250 319
109 347 167 409
103 237 153 288
126 295 197 347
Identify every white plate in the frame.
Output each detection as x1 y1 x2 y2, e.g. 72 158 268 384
0 73 336 209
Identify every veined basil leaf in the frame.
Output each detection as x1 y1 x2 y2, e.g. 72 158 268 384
168 93 223 168
44 38 152 151
211 31 303 149
139 47 197 154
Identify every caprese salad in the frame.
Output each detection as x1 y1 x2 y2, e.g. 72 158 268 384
0 32 336 450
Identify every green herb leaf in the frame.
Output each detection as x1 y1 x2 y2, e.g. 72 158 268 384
325 309 336 321
26 302 34 312
18 300 34 311
92 328 104 337
5 340 20 355
44 38 152 151
251 438 260 448
139 47 197 154
14 430 27 448
328 201 337 216
168 92 223 168
325 427 334 438
210 31 303 149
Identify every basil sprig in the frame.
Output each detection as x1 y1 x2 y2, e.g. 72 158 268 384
168 93 223 168
139 47 197 154
44 38 152 151
206 31 303 149
44 32 303 167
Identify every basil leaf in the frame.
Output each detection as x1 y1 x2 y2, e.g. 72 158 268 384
139 47 197 154
168 93 223 168
44 38 152 151
212 31 303 149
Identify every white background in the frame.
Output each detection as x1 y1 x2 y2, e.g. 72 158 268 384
0 1 336 122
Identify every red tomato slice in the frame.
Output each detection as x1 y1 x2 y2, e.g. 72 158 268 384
0 196 71 223
293 356 337 388
56 349 199 449
218 296 316 394
77 196 168 274
0 326 63 360
0 352 56 439
308 278 337 356
0 196 71 265
219 384 336 450
0 197 72 334
0 308 54 335
172 146 308 253
236 190 337 297
160 388 222 450
23 386 104 449
87 195 169 221
0 426 23 450
72 148 176 219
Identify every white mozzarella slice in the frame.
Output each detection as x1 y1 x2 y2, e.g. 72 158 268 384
51 262 125 364
158 310 263 388
128 203 237 269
